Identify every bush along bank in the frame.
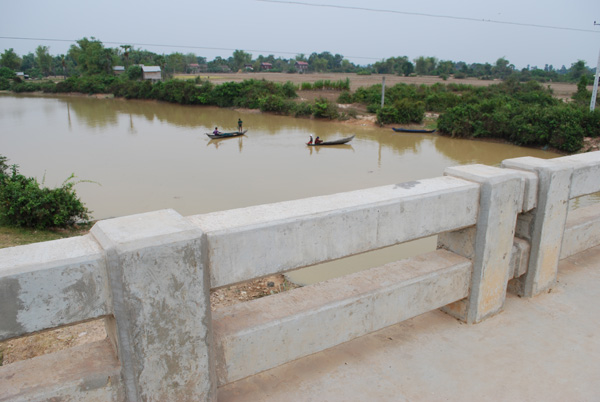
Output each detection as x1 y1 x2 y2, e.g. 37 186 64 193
2 73 341 120
0 155 91 229
3 71 599 153
343 78 600 153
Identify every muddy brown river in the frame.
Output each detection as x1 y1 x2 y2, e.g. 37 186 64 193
0 93 571 284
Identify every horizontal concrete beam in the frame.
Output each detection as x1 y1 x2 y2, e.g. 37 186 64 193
561 203 600 259
559 152 600 198
503 153 600 200
0 339 123 401
0 235 110 341
189 177 479 288
212 250 471 385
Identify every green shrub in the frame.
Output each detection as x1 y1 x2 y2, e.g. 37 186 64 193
259 95 294 114
0 77 9 90
582 109 600 138
376 105 399 125
377 99 424 124
337 91 353 104
437 104 479 137
294 101 313 117
282 81 297 98
312 97 339 119
0 67 16 79
11 81 44 93
126 65 143 81
0 159 90 229
301 82 313 90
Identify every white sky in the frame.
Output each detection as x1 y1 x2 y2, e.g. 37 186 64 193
1 0 599 70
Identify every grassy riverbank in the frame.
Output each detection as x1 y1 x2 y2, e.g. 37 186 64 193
0 223 92 249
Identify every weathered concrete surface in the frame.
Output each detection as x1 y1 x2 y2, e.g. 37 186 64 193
189 177 479 288
217 245 600 402
561 203 600 259
91 209 216 402
0 235 110 341
439 165 524 323
557 151 600 198
502 157 572 297
213 250 471 385
0 339 123 402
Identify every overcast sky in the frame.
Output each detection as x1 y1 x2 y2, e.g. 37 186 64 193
2 0 599 70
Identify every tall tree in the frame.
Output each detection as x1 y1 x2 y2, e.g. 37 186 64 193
0 48 22 70
166 52 186 74
232 49 252 72
120 45 132 68
35 46 53 76
569 60 588 81
68 37 112 75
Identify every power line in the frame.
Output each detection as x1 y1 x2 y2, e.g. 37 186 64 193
0 36 382 61
257 0 600 34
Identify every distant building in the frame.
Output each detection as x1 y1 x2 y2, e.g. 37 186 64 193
15 72 29 79
188 63 201 74
260 62 273 71
113 66 125 75
141 65 162 81
294 61 309 73
244 64 254 72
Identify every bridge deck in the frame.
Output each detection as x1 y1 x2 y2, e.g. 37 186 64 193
218 245 600 402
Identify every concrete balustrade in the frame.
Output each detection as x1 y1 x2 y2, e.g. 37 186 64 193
1 152 600 402
188 176 479 288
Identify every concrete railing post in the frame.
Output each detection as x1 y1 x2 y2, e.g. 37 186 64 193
502 157 572 297
438 165 524 323
90 209 216 402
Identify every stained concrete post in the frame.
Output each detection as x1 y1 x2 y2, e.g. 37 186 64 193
502 157 572 297
90 209 216 402
438 165 524 323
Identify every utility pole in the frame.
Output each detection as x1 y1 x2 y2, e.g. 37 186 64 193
592 21 600 111
381 76 386 108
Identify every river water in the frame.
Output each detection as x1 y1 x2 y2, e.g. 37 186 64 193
0 93 575 284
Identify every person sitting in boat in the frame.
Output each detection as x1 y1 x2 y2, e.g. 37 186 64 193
315 136 323 145
308 134 313 145
213 127 220 135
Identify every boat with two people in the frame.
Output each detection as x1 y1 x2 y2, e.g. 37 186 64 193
392 128 436 133
307 134 355 146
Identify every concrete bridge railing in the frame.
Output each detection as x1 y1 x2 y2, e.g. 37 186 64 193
1 152 600 401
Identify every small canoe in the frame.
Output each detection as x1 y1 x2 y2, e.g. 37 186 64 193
206 130 247 139
307 135 355 146
392 128 436 133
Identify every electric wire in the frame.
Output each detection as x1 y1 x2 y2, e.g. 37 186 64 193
0 36 381 61
257 0 600 34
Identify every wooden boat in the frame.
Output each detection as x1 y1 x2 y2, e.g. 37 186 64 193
307 135 355 146
206 130 247 139
392 128 436 133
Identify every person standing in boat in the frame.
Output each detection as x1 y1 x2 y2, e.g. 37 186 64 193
238 118 243 133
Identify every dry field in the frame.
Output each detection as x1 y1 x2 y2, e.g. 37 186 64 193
178 72 580 100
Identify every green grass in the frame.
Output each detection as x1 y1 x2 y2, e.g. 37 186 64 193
0 223 93 249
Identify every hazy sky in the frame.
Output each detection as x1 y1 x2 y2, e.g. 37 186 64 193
2 0 599 70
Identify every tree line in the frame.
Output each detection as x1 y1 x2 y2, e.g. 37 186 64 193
0 37 596 83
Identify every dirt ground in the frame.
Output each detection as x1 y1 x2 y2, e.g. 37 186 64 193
182 71 580 101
